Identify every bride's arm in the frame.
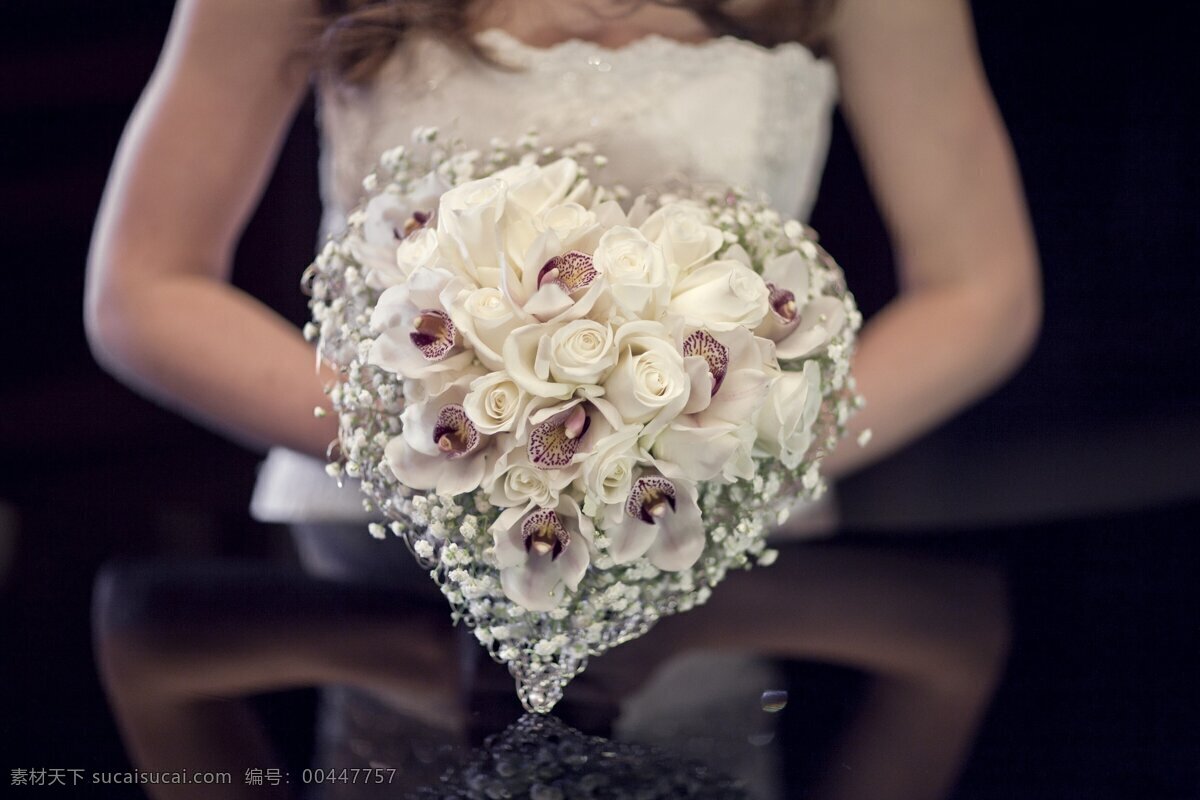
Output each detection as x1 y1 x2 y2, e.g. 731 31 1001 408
85 0 337 458
819 0 1042 478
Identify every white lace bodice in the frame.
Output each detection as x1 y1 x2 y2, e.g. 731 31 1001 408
251 27 838 523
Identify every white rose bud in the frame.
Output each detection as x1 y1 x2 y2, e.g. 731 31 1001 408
602 321 690 437
547 319 617 385
493 462 556 508
504 320 616 401
755 360 823 469
463 371 528 435
488 445 573 509
538 202 597 245
669 259 770 330
639 202 724 275
446 286 520 369
492 157 578 216
592 226 671 320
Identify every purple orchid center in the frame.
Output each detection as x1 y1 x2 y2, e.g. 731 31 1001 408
409 309 458 361
767 282 799 324
625 476 678 525
397 209 432 240
521 508 570 560
682 330 730 397
528 406 591 470
431 404 480 459
537 251 598 296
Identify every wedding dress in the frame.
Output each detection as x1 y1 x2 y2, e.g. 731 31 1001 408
251 25 837 525
251 25 838 798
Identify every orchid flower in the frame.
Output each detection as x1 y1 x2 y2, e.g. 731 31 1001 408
491 497 594 611
607 473 704 571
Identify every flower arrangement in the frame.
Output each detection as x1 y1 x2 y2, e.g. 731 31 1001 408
305 128 862 712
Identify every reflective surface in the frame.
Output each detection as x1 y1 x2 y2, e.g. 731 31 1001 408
410 713 751 799
94 533 1009 800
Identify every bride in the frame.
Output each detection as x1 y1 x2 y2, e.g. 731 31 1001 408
85 1 1040 798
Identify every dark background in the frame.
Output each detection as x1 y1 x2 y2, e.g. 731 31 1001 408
2 2 1197 797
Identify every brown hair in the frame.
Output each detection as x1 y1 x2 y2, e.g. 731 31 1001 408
315 0 837 84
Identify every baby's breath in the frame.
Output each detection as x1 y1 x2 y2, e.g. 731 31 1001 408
304 127 862 715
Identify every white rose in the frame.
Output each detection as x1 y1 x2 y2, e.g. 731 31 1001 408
488 444 574 509
502 323 573 400
492 158 579 216
592 226 671 320
755 360 823 468
602 321 690 437
669 259 770 330
579 425 647 524
462 371 529 435
639 202 724 275
538 202 596 244
547 319 617 385
435 176 507 287
444 286 520 369
492 463 555 509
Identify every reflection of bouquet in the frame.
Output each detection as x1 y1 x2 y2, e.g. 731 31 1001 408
409 713 750 799
305 128 861 712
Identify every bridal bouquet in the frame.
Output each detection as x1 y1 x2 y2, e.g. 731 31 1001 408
305 128 862 712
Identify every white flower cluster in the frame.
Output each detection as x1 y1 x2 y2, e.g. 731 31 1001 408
305 129 861 712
